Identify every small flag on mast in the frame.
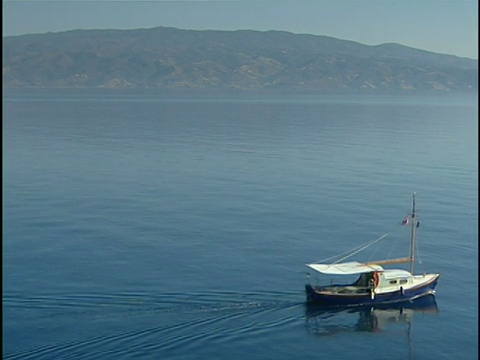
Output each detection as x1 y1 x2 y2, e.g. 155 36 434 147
401 216 409 226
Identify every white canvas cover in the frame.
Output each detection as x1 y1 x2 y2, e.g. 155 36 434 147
306 261 384 275
381 269 412 279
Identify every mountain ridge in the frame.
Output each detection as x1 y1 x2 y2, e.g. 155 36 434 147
3 26 477 93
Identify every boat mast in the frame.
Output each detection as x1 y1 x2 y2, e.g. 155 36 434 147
409 193 416 273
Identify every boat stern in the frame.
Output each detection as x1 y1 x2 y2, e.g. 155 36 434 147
305 284 317 302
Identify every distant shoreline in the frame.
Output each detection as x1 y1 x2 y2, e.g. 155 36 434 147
4 27 477 94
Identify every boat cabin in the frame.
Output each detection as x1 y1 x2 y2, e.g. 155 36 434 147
354 269 412 292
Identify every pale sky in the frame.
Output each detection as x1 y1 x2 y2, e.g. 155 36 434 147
2 0 478 59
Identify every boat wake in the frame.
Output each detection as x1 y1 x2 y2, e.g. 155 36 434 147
3 290 303 359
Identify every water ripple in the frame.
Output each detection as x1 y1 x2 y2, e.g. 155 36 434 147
4 290 304 359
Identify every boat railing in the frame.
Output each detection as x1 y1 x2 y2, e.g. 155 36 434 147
317 284 373 294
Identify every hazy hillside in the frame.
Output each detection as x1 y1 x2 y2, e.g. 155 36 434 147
2 26 478 93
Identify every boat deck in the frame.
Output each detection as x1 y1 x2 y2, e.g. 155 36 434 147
315 285 370 295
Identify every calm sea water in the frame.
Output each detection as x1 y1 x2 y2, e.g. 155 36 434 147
3 89 478 359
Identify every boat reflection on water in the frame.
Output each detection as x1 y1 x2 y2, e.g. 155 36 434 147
305 294 438 335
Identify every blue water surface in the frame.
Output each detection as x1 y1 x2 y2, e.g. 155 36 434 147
3 88 478 359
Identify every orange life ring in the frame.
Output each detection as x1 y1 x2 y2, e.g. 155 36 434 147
373 272 380 287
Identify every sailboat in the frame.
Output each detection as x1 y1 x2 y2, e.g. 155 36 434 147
305 193 440 306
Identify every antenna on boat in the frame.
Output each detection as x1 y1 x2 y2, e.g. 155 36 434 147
409 193 417 274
